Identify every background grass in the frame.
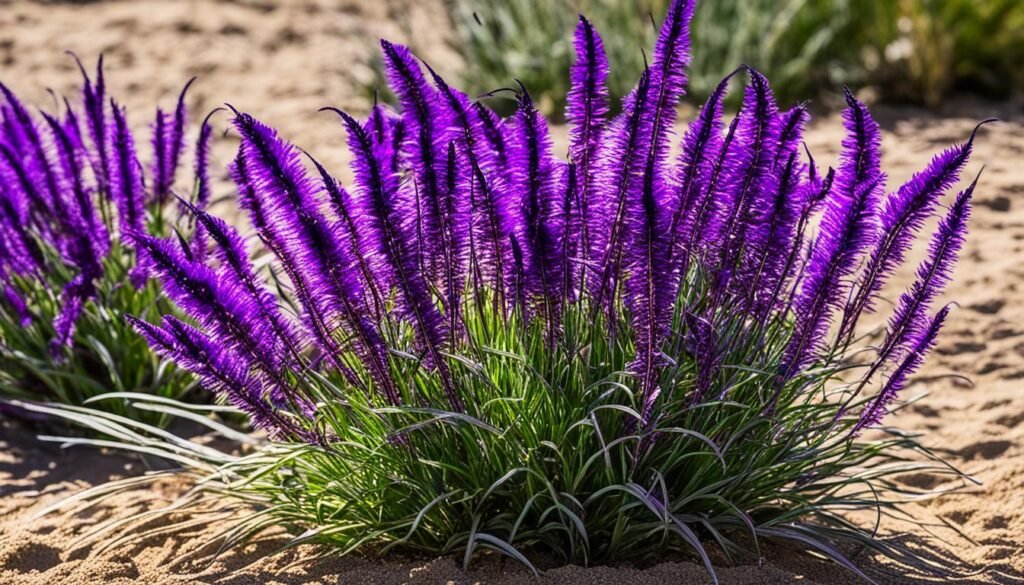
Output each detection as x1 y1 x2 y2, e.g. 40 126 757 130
444 0 1024 116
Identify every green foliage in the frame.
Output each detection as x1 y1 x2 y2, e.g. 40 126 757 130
0 240 195 428
688 0 890 105
446 0 1022 114
447 0 886 114
879 0 1024 106
446 0 665 116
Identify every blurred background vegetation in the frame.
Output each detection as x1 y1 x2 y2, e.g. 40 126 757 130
442 0 1024 117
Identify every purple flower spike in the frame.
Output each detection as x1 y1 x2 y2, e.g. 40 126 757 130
837 87 884 189
623 137 678 425
230 149 337 364
232 111 378 379
151 108 170 203
191 109 218 262
41 112 109 260
839 119 994 342
379 40 454 283
611 0 694 311
668 69 736 265
68 54 110 191
560 162 578 305
744 100 810 314
741 151 801 315
588 69 653 307
49 291 85 359
567 15 610 266
706 68 780 300
507 89 565 325
473 101 511 171
169 79 195 184
773 103 811 167
124 314 177 357
193 111 216 212
855 305 950 434
1 84 65 223
419 78 513 308
783 175 881 378
364 102 406 176
442 141 470 332
425 63 501 178
307 152 386 321
108 100 146 242
648 0 696 154
684 312 721 403
771 166 837 311
128 231 278 363
567 14 610 167
782 92 885 377
866 172 978 394
320 108 399 294
179 197 303 364
422 66 497 317
129 313 306 439
0 143 55 245
325 107 460 409
2 284 32 327
469 158 512 314
0 164 45 274
509 233 527 312
151 79 195 205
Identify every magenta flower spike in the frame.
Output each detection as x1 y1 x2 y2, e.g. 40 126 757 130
567 15 610 269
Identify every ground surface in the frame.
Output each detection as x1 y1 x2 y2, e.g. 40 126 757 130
1 1 1023 583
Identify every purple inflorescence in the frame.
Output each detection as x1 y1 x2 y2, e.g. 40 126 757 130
0 56 206 360
4 0 979 440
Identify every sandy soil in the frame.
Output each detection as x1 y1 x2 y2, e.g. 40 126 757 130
0 0 461 174
1 1 1023 583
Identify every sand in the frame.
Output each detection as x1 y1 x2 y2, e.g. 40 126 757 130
1 1 1022 583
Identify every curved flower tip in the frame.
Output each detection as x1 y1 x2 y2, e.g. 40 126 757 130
970 118 999 142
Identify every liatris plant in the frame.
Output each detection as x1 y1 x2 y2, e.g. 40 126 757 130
0 57 205 424
30 0 990 580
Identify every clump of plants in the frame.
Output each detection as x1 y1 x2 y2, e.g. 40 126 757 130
447 0 893 115
446 0 665 115
877 0 1024 106
0 58 209 424
449 0 1023 115
31 0 989 580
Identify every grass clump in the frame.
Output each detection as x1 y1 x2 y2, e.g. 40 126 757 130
877 0 1024 106
447 0 891 115
446 0 665 116
447 0 1023 114
29 0 990 580
0 58 210 425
